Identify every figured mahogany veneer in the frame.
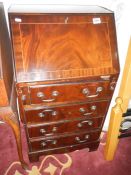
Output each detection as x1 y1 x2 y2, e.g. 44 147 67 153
24 100 109 123
20 81 115 105
9 5 120 162
9 12 119 82
27 117 103 138
29 130 101 152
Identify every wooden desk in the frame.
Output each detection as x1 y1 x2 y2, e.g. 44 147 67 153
8 4 119 162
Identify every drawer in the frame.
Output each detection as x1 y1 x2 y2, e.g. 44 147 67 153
28 140 100 157
21 81 114 105
29 130 100 152
27 117 103 138
25 101 109 123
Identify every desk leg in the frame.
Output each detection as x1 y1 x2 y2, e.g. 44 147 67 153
0 107 28 170
104 97 123 160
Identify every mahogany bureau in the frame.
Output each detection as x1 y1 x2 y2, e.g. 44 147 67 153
8 5 120 162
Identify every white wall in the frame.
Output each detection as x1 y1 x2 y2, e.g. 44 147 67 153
1 0 131 130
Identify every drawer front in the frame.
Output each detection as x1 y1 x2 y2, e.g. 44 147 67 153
25 101 109 123
27 81 113 105
30 130 100 152
27 117 103 138
28 140 100 156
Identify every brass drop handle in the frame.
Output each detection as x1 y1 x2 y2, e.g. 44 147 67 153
38 112 45 118
40 127 58 134
43 109 58 116
77 120 93 128
75 134 90 143
42 99 56 102
40 128 46 134
43 109 54 113
41 139 57 147
38 109 58 118
37 90 59 102
110 82 116 91
79 105 96 116
41 142 46 147
37 92 45 98
82 87 103 98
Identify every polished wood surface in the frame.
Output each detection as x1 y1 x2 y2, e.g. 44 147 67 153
29 81 114 104
29 130 100 152
17 81 115 106
104 38 131 161
9 14 119 82
0 3 14 106
28 140 100 162
9 6 120 162
27 117 103 138
25 101 109 123
104 97 123 160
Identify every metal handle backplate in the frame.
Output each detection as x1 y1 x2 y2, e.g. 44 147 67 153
38 109 57 118
37 90 59 102
41 139 57 147
75 134 90 143
77 120 93 128
79 105 96 116
82 87 103 98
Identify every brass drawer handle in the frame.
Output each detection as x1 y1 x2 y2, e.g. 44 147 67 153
43 109 54 113
41 140 57 147
75 134 90 143
77 120 93 128
38 109 58 117
37 92 45 98
83 112 93 116
41 142 46 147
82 87 103 98
38 112 45 118
110 82 116 91
79 105 96 116
42 98 55 102
40 128 46 133
37 91 59 102
40 127 58 134
44 109 58 116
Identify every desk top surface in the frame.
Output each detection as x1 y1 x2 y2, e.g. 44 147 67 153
8 4 113 14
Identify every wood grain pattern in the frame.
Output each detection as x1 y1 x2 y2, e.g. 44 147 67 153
27 117 103 138
0 4 14 106
21 81 114 105
28 140 100 162
24 100 109 123
104 38 131 161
0 80 9 106
9 14 119 82
9 7 120 162
29 130 100 152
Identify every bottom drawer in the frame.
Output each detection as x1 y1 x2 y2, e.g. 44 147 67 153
28 140 100 162
29 130 100 152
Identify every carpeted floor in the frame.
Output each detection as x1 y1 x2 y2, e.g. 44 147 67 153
0 122 131 175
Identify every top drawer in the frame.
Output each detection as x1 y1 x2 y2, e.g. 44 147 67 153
19 81 115 105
